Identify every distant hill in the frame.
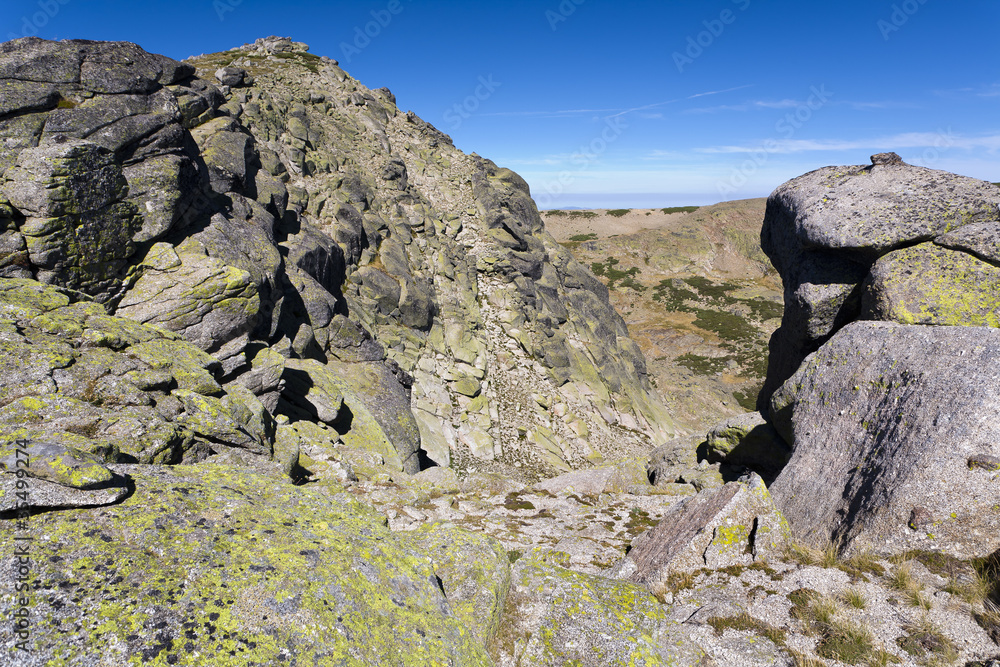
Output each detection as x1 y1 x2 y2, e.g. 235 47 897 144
544 200 780 433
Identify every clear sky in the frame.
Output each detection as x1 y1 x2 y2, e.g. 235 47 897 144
4 0 998 208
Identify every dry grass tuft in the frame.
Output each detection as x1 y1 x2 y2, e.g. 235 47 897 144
840 587 868 610
896 616 958 664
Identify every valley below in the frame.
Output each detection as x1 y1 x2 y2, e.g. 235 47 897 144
547 202 782 433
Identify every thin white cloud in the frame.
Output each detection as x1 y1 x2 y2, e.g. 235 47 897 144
978 84 1000 98
685 84 754 99
478 108 623 118
480 85 754 121
933 83 1000 99
694 132 1000 155
686 99 912 114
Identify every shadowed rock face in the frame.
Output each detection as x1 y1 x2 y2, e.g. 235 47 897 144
0 36 678 482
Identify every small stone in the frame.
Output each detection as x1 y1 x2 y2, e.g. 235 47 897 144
215 67 248 87
871 151 904 165
908 506 933 530
969 454 1000 471
0 440 113 489
453 377 481 398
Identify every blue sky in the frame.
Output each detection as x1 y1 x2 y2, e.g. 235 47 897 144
4 0 998 208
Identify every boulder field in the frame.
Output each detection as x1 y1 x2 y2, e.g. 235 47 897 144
1 37 1000 666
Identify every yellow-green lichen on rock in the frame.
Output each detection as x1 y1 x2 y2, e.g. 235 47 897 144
407 522 512 648
0 464 495 666
863 242 1000 327
495 547 705 666
0 278 282 467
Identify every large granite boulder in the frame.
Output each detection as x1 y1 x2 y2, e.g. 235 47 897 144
758 154 1000 406
769 321 1000 557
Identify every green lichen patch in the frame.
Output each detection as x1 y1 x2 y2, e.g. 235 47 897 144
495 547 704 666
866 243 1000 327
0 464 492 666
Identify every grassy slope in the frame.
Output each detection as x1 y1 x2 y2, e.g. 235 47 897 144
546 200 780 434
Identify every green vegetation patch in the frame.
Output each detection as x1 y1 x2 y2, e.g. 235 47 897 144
675 353 729 376
733 389 758 412
503 493 536 511
651 279 698 310
816 622 876 665
606 209 631 218
624 507 658 538
549 210 598 219
569 233 598 242
591 257 644 292
691 308 759 344
683 276 742 303
706 612 787 647
273 50 323 73
661 206 700 214
747 297 784 321
896 619 957 662
790 589 878 665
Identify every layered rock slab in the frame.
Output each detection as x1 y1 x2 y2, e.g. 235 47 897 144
610 476 788 598
769 320 1000 557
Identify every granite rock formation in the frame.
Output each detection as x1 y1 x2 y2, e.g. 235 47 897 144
742 153 1000 558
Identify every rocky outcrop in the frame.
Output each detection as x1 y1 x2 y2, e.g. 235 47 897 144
0 279 272 472
769 321 1000 557
758 154 1000 406
0 35 677 484
754 153 1000 557
610 475 789 596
